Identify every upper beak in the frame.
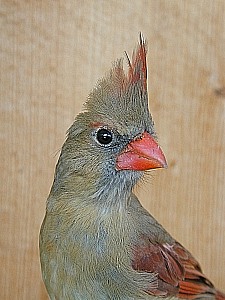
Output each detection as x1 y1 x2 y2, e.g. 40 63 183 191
116 131 167 171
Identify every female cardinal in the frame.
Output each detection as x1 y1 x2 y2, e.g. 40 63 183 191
40 35 225 299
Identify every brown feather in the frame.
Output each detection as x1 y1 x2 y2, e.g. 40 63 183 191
128 33 147 91
216 290 225 300
132 239 221 298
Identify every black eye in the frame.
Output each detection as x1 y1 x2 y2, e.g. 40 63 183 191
96 128 113 145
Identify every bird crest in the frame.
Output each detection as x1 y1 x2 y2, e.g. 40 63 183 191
109 33 148 94
126 33 147 91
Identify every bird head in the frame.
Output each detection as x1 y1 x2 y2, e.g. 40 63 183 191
52 35 167 201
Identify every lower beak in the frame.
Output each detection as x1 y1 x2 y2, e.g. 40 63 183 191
116 131 167 171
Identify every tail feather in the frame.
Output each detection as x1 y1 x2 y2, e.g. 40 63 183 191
216 290 225 300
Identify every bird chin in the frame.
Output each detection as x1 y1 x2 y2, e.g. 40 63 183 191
89 169 143 204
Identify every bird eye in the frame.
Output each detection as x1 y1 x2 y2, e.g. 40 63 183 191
96 128 113 145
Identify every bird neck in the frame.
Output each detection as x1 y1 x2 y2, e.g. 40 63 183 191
50 168 140 215
89 176 134 213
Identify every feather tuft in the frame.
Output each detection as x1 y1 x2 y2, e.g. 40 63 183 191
127 32 148 91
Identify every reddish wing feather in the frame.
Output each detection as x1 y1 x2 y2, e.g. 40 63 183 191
216 291 225 300
132 240 221 298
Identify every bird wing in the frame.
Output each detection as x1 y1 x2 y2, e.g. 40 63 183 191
132 239 218 298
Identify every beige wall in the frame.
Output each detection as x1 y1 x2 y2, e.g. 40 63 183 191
1 1 224 299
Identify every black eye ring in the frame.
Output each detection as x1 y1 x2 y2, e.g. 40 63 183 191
96 128 113 145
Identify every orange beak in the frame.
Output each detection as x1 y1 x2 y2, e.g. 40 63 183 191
116 131 167 171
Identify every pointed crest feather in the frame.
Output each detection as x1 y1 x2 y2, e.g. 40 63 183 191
104 33 148 94
126 33 147 91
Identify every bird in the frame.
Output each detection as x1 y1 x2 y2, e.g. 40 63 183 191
39 34 225 300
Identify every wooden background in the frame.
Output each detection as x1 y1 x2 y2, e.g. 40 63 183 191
1 1 224 299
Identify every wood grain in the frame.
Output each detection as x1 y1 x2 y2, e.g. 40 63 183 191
0 1 224 299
